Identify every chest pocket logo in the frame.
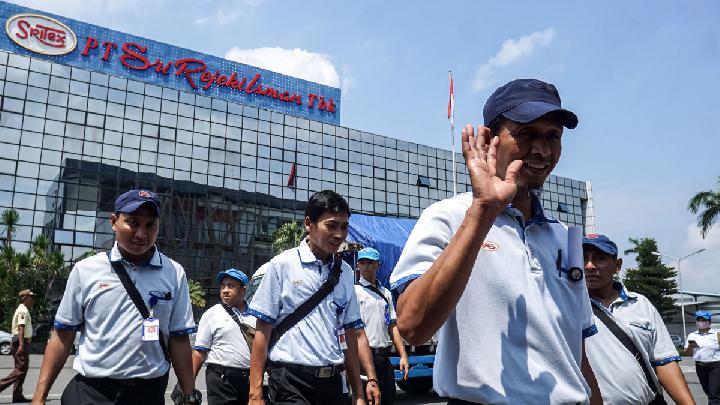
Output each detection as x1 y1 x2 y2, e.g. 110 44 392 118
481 241 499 251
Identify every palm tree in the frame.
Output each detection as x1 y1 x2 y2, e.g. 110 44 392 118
271 221 305 255
0 209 20 247
688 176 720 238
187 278 206 308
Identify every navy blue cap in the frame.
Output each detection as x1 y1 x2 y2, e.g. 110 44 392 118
114 189 160 216
696 310 712 321
582 234 618 257
216 268 249 285
358 247 380 262
483 79 578 129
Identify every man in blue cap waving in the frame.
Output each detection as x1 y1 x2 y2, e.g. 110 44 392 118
391 79 602 404
192 268 256 404
683 310 720 403
582 233 694 404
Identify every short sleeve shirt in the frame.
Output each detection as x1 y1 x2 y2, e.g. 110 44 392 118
11 303 32 338
586 283 680 404
686 328 720 362
355 277 396 349
390 193 596 404
248 240 364 366
54 243 196 379
194 303 256 368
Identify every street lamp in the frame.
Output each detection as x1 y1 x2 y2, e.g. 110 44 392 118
652 248 706 339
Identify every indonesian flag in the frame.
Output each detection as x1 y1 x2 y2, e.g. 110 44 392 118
287 163 297 188
448 71 454 126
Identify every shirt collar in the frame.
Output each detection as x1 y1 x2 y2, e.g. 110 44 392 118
505 190 558 226
110 242 163 269
297 239 337 267
610 281 637 306
359 276 380 288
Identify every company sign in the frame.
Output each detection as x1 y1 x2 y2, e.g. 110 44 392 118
5 13 76 56
0 2 340 125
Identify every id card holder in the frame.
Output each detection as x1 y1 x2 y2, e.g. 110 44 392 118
142 317 160 342
336 328 348 350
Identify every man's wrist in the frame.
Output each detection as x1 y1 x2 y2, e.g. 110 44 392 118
467 200 504 221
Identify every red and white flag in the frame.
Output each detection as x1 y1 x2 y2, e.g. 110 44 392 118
287 162 297 188
447 71 454 126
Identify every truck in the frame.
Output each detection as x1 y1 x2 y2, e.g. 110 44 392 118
246 213 435 394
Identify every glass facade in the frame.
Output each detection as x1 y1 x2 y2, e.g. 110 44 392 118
0 49 595 292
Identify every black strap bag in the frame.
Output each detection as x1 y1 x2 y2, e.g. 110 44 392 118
108 255 170 362
267 254 343 350
591 301 668 405
220 302 256 352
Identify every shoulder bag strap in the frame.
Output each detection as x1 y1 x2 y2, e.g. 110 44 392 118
268 254 343 351
591 300 664 402
221 302 256 352
108 253 170 362
362 284 389 306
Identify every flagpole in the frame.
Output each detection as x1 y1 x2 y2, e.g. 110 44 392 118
449 71 457 196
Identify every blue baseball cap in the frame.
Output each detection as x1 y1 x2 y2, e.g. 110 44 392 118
582 234 618 257
483 79 578 129
216 268 249 285
696 310 712 321
115 189 160 216
357 247 380 262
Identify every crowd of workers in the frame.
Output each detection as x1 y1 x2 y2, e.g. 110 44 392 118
0 79 715 405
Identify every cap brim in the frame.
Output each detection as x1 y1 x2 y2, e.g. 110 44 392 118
217 272 247 285
502 101 578 129
117 201 160 216
582 241 617 257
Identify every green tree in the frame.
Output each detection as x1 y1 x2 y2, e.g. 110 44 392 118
0 213 67 332
271 221 304 255
187 278 206 308
622 237 678 319
0 208 20 247
688 176 720 238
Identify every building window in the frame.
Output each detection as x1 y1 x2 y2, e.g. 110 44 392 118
417 175 432 188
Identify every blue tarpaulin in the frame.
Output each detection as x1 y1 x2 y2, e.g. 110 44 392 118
347 214 418 288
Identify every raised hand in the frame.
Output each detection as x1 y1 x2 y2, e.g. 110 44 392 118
462 125 522 213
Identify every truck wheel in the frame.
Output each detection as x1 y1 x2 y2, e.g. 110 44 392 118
0 342 10 355
397 376 433 394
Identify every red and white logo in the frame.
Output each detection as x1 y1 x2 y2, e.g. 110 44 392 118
481 241 499 251
138 190 151 198
99 282 110 289
5 13 77 56
586 234 599 239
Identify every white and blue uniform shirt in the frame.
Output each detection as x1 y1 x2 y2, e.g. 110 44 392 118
194 303 256 369
686 328 720 362
586 282 680 404
390 193 596 404
355 277 397 349
54 242 196 379
248 239 364 367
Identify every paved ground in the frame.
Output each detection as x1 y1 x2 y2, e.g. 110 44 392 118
0 355 708 404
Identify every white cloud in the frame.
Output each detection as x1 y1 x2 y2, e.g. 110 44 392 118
472 28 556 93
224 46 341 88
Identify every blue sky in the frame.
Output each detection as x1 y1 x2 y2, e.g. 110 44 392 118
16 0 720 292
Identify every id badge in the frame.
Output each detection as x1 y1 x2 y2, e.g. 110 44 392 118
336 328 348 350
141 317 160 342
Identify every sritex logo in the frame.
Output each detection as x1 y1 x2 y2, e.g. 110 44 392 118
5 13 77 56
481 241 499 251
